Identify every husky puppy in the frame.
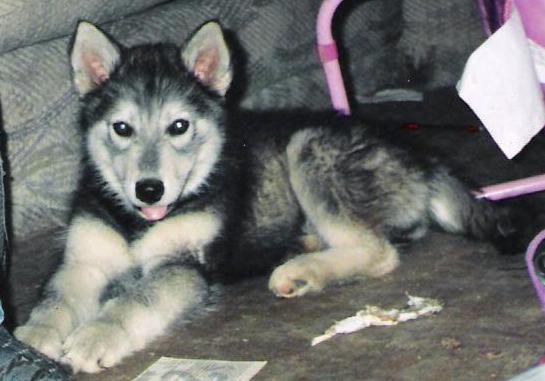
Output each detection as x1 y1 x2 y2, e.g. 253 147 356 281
15 21 521 373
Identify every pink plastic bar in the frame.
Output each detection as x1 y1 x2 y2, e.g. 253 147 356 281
474 173 545 200
317 0 351 115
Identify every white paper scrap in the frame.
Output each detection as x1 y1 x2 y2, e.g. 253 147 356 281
132 357 267 381
311 295 443 346
508 364 545 381
457 7 545 159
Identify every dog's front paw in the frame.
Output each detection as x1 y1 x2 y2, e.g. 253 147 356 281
14 324 64 360
268 259 324 298
61 321 132 373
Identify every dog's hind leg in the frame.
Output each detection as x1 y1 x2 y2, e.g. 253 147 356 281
268 129 399 298
269 221 399 298
15 216 133 361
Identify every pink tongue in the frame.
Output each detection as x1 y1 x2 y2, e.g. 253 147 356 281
139 206 168 221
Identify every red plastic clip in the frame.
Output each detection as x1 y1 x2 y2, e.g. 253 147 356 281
401 123 421 131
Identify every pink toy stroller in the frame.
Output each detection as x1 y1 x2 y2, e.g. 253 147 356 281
315 0 545 316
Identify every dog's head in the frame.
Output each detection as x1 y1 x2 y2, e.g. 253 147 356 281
70 21 232 221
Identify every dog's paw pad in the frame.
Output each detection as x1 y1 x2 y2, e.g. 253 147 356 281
14 324 63 360
61 321 132 373
274 279 308 297
268 261 322 298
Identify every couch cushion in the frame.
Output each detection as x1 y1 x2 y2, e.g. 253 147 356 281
0 0 169 54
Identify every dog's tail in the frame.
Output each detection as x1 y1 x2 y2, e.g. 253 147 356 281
427 168 530 254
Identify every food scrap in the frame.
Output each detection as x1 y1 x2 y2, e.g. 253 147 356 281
311 295 443 346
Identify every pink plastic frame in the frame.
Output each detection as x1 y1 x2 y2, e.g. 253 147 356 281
316 0 545 202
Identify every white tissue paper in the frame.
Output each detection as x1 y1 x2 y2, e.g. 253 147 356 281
457 7 545 159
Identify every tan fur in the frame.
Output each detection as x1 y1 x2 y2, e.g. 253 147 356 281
269 220 399 298
132 210 221 271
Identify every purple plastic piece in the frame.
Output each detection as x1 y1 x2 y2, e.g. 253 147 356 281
526 229 545 313
316 0 351 115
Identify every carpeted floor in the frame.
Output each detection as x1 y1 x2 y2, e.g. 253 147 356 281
7 91 545 380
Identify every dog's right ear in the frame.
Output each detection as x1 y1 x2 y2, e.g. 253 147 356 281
70 21 121 96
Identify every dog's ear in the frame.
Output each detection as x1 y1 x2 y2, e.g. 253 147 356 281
181 21 232 96
70 21 121 96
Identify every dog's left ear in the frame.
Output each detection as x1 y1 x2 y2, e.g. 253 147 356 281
181 21 232 96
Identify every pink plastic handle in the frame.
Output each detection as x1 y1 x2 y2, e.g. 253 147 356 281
317 0 351 115
474 174 545 201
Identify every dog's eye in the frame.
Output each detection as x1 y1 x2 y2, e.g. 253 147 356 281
167 119 190 136
112 121 133 138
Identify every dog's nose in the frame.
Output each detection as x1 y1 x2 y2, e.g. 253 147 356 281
135 178 164 204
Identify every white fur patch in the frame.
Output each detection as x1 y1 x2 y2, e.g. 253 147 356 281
429 196 463 233
179 118 224 197
132 211 221 272
64 216 133 269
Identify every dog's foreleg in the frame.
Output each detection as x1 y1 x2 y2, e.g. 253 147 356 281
60 262 207 373
59 211 219 373
15 216 133 360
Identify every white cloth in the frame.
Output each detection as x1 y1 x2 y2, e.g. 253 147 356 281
457 6 545 159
